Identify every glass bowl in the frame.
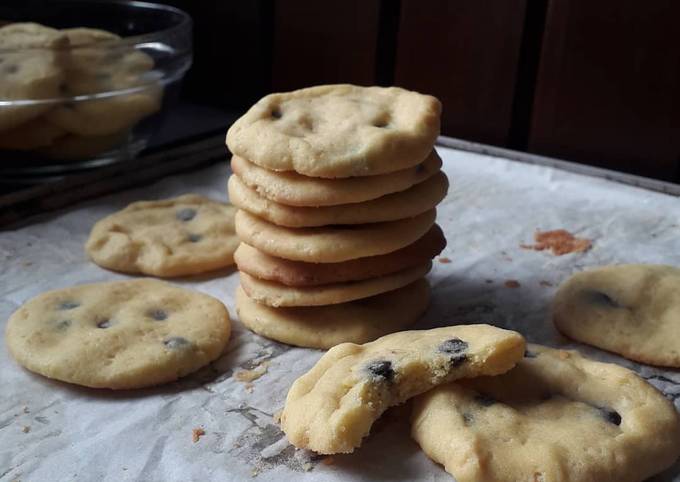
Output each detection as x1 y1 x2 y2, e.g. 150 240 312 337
0 1 192 176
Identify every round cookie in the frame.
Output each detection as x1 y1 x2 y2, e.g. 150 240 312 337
240 261 431 307
234 208 436 263
226 84 441 178
281 324 525 454
553 264 680 367
5 279 231 389
230 150 442 207
228 170 448 227
86 194 238 277
235 279 430 349
411 344 680 482
0 23 67 130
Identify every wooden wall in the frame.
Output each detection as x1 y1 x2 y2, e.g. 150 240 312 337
167 0 680 182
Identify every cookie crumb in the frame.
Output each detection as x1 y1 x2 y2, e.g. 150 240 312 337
235 361 270 383
192 427 205 443
22 261 33 267
438 257 452 264
485 279 494 284
504 280 521 288
22 406 29 414
521 229 592 256
272 409 283 425
251 468 259 477
322 456 335 466
302 462 313 472
244 383 254 393
22 425 30 433
539 280 553 287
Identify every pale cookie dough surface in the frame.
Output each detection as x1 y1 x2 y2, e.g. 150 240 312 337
0 23 67 130
411 344 680 482
240 262 430 307
281 324 525 454
553 264 680 367
86 194 238 277
234 225 446 286
226 84 441 178
228 170 448 227
5 279 231 389
230 151 442 207
234 209 436 263
235 279 430 350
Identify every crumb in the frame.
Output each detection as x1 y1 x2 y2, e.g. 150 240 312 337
438 257 452 264
251 468 259 477
22 406 29 414
322 456 335 466
485 279 494 284
235 361 270 383
244 383 254 393
22 261 33 267
233 442 242 448
22 425 30 433
539 280 553 287
521 229 592 256
302 462 313 472
192 427 205 443
272 409 283 425
504 280 521 288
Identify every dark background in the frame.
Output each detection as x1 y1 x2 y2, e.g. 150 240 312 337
158 0 680 183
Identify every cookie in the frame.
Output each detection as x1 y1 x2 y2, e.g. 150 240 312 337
411 344 680 482
553 264 680 367
235 279 430 349
86 194 238 277
5 279 231 389
46 27 161 137
0 117 66 150
230 151 442 207
234 209 436 263
0 23 67 131
228 170 448 227
234 225 446 287
281 324 524 454
226 84 441 178
240 261 430 307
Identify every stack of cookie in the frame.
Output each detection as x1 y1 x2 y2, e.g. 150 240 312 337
227 84 447 349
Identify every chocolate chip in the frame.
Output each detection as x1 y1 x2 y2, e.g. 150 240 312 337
600 407 622 425
4 64 18 74
176 208 197 221
59 301 80 310
271 108 282 119
55 320 71 330
439 338 469 366
366 360 394 382
462 412 474 425
373 121 389 128
148 309 167 321
164 337 190 349
586 290 620 308
97 319 113 329
524 350 538 358
188 233 202 243
474 394 496 407
415 163 426 173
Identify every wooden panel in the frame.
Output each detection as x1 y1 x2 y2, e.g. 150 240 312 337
271 0 380 91
394 0 527 146
529 0 680 180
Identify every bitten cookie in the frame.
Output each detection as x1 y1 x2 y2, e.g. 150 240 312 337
230 151 442 207
235 280 430 349
411 344 680 482
281 324 525 454
553 264 680 367
5 279 231 389
228 170 448 227
234 209 436 263
234 225 446 286
86 194 238 277
226 84 441 178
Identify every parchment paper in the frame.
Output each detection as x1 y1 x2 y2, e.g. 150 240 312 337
2 145 679 481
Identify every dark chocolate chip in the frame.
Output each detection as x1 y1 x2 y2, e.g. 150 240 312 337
373 121 389 128
148 309 167 321
524 349 538 358
164 337 190 349
188 233 202 243
462 412 474 425
474 394 496 407
600 407 622 426
97 319 113 329
415 163 426 173
439 338 469 366
55 320 71 330
271 108 282 119
59 301 80 310
585 290 620 308
176 208 197 221
366 360 394 382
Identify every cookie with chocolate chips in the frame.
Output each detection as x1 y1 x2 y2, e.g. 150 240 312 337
553 264 680 367
86 194 238 277
280 324 525 454
411 344 680 482
5 279 231 389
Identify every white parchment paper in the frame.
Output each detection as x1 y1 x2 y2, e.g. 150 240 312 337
1 146 679 482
